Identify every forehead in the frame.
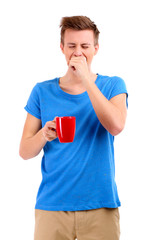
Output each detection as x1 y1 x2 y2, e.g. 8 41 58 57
64 29 94 44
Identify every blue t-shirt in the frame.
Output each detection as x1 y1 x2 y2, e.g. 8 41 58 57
25 74 128 211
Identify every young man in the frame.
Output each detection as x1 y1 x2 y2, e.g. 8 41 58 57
20 16 128 240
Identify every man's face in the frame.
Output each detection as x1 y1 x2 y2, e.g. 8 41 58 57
60 29 99 69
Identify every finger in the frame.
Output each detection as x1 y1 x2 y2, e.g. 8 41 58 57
53 116 58 122
45 129 57 139
51 122 56 129
46 121 56 129
70 66 76 71
49 126 56 132
69 61 77 70
48 129 57 136
46 134 57 142
71 56 85 61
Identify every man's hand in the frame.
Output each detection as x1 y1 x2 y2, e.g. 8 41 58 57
42 117 58 142
69 56 91 85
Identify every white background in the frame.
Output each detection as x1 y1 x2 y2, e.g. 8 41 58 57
0 0 148 239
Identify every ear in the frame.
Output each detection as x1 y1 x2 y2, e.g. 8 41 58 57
94 44 99 56
60 43 64 54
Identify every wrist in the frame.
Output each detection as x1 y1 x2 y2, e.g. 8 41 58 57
40 128 48 144
83 76 93 89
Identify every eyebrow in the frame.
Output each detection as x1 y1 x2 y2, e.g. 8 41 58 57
67 43 91 46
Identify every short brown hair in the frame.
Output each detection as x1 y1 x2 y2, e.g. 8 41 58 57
59 16 100 46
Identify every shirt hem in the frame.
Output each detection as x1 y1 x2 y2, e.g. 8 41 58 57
35 201 121 211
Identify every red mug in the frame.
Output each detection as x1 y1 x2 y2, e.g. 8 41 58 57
56 116 76 143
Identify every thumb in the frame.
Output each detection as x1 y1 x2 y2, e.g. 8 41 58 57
53 116 58 122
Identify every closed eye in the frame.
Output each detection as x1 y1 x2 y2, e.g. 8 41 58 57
68 46 89 49
82 46 89 49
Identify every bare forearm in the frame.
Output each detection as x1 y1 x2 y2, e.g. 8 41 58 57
85 81 125 135
19 128 47 160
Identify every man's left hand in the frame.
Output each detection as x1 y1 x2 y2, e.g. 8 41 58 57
69 56 91 85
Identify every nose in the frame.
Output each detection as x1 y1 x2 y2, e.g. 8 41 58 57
73 51 82 57
73 46 83 57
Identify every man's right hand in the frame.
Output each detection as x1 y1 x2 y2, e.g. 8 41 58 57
42 117 58 142
19 114 58 160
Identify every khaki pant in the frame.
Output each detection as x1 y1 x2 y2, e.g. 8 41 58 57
34 208 120 240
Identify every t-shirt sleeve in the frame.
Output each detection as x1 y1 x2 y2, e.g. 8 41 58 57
109 76 128 107
24 83 41 119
